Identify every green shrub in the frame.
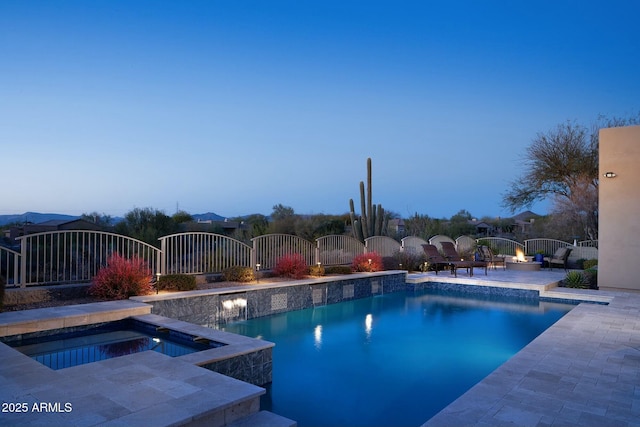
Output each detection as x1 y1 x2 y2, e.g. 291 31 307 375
324 265 352 275
563 271 588 289
393 249 426 271
352 252 383 272
89 253 153 300
223 266 255 282
309 264 325 277
157 274 197 291
274 254 308 279
583 259 598 270
575 258 586 269
583 267 598 289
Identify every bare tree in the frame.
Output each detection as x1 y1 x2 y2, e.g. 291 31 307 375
503 121 597 210
503 114 640 241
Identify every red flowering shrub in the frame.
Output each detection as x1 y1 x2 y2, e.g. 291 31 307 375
274 253 308 279
89 253 153 300
352 252 383 272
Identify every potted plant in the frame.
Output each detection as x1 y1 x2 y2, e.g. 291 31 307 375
534 250 545 263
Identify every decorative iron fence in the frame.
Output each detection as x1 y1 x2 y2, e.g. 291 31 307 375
524 238 570 256
0 246 20 286
15 231 160 287
159 232 252 275
317 235 364 266
252 234 316 271
4 230 600 288
365 236 401 257
578 240 598 248
400 236 428 255
476 237 525 256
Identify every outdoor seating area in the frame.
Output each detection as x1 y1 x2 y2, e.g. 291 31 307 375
477 245 506 270
544 246 573 271
422 244 475 277
440 241 488 276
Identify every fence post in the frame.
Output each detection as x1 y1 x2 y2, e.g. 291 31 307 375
158 237 165 276
19 238 27 288
251 239 256 271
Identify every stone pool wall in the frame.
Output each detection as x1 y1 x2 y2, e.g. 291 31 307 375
408 281 540 299
136 272 407 328
200 347 273 386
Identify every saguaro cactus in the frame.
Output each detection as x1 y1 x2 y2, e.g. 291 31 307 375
349 158 388 242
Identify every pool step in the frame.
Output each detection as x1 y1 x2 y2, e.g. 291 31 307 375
227 410 297 427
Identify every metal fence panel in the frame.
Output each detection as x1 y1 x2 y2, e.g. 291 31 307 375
524 238 572 256
476 237 524 256
400 236 429 256
252 234 316 270
159 233 252 275
16 231 160 287
0 246 20 287
317 235 365 266
365 236 401 257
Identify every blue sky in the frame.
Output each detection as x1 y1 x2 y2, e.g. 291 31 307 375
2 1 639 220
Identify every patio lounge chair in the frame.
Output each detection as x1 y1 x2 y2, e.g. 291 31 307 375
477 245 506 270
440 241 488 276
422 244 475 277
544 247 573 271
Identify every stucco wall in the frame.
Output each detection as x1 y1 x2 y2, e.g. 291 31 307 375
598 125 640 291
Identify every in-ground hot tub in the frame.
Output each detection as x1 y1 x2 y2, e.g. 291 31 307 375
1 318 226 370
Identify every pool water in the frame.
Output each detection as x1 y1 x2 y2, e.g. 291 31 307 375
6 319 223 370
221 289 575 427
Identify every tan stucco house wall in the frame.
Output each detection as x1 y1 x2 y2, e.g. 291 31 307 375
598 125 640 291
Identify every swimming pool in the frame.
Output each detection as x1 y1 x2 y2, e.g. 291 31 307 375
4 318 226 370
221 289 576 427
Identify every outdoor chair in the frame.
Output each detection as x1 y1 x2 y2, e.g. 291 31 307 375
440 241 488 276
477 245 506 270
544 247 573 271
422 244 475 277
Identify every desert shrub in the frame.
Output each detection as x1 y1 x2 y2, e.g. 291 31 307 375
583 267 598 289
157 274 197 291
274 253 308 279
583 259 598 270
575 258 586 269
352 252 383 272
324 265 352 275
563 271 588 289
89 253 153 300
223 266 255 282
309 264 325 277
393 249 426 271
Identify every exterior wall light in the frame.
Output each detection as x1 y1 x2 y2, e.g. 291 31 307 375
603 172 617 178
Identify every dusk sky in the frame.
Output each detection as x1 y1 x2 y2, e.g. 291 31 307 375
2 1 639 220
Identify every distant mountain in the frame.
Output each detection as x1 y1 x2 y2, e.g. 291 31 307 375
0 211 230 227
0 212 126 227
191 212 226 222
0 212 79 226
